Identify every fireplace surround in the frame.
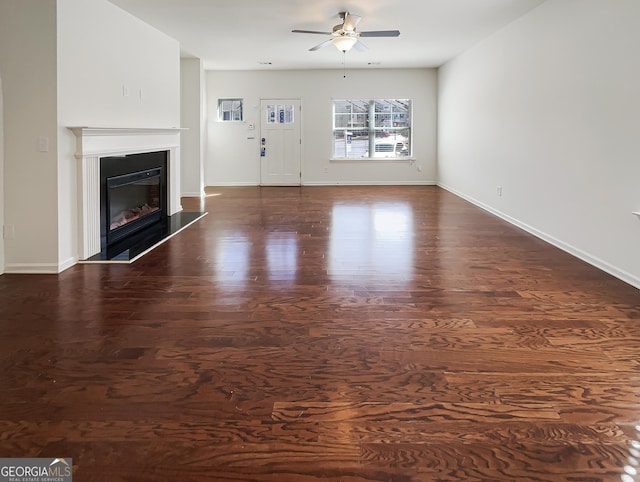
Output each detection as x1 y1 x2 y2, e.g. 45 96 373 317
70 127 184 260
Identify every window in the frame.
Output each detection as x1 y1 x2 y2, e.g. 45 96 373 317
333 99 412 159
218 98 243 122
265 104 295 124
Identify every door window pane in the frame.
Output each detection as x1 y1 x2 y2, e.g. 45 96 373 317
266 104 295 124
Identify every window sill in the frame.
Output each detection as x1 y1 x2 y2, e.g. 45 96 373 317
330 157 416 162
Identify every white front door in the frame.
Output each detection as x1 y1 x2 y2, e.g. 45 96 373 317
260 99 301 186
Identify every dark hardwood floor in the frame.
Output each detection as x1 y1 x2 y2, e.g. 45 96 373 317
1 186 639 481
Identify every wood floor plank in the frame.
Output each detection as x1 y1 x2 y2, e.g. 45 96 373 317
359 441 630 481
445 372 640 406
271 401 561 424
1 185 639 481
335 420 628 445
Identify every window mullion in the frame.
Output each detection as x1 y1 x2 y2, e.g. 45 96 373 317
368 100 376 158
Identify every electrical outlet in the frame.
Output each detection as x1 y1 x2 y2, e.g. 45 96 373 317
122 84 130 97
3 225 15 240
497 186 503 197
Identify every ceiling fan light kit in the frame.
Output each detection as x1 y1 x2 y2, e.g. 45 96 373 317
331 35 357 52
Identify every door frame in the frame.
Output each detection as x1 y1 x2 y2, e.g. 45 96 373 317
259 98 302 186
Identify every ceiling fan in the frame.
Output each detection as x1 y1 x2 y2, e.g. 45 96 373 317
292 11 400 53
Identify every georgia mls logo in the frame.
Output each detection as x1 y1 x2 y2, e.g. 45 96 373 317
50 458 71 473
0 457 72 481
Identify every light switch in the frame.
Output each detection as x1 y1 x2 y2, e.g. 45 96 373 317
37 137 49 152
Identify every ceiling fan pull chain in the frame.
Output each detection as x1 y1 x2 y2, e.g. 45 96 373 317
343 51 347 78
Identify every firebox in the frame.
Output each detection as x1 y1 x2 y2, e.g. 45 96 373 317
100 151 168 250
107 167 162 244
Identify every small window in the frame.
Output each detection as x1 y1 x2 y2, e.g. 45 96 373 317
333 99 412 159
218 98 243 122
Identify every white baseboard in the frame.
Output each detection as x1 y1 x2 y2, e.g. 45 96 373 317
438 183 640 290
207 182 259 187
181 191 205 197
58 256 78 273
206 181 437 187
4 263 63 274
303 181 437 186
4 256 77 274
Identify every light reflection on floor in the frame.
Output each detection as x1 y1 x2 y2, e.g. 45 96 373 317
208 199 415 288
329 202 414 283
214 231 251 288
266 232 298 282
622 426 640 482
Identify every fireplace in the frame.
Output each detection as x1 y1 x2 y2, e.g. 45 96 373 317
100 151 167 250
70 127 187 261
70 127 206 263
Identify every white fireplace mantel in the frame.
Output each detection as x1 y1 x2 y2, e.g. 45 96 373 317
69 127 184 260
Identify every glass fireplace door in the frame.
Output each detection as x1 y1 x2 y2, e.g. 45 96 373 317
106 167 162 243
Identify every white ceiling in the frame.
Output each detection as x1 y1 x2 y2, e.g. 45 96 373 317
107 0 546 71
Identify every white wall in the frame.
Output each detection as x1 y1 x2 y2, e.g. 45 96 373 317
180 58 205 197
56 0 181 270
57 0 180 128
206 69 437 186
0 0 181 273
0 0 60 272
0 75 4 274
438 0 640 288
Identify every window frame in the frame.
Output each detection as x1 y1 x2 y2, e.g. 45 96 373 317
217 98 244 122
332 99 413 160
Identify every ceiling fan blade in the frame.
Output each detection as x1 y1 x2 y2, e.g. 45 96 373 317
309 39 333 51
342 13 362 32
292 29 332 35
359 30 401 38
353 40 368 52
